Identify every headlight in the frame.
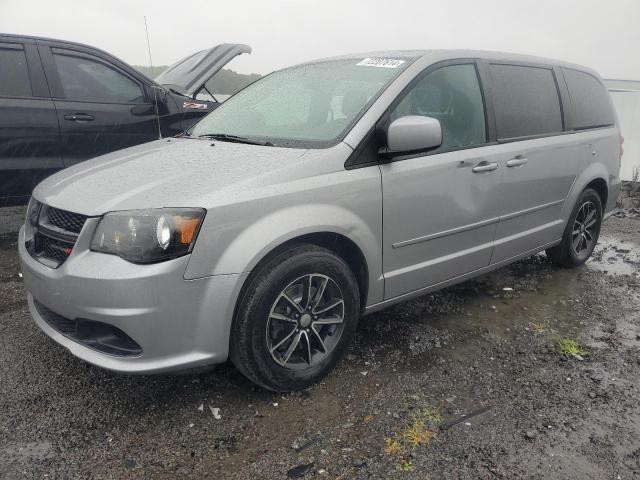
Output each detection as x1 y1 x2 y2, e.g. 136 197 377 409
26 197 41 227
90 208 205 263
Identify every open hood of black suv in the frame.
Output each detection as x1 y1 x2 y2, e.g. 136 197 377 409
155 43 251 97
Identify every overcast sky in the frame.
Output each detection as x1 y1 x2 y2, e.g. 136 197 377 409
1 0 639 79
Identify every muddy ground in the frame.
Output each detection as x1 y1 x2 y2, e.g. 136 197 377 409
0 211 638 480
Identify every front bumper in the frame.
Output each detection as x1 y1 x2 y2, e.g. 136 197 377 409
18 224 247 374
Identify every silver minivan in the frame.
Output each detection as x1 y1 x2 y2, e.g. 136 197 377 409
19 50 621 391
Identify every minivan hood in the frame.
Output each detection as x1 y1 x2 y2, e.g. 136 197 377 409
155 44 251 97
33 139 309 216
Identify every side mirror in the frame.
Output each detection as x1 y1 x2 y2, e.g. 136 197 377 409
383 115 442 157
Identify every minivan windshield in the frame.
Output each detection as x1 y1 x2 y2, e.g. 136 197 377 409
188 57 415 148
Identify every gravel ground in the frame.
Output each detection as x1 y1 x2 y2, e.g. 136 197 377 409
0 206 26 236
0 213 639 479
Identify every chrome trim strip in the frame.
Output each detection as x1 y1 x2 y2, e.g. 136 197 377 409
491 219 563 247
386 240 493 279
392 217 499 249
392 199 565 249
608 88 640 93
499 199 564 221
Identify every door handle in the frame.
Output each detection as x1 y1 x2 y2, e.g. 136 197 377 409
472 162 499 173
63 113 95 122
506 156 529 168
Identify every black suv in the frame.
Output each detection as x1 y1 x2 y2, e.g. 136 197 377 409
0 33 251 205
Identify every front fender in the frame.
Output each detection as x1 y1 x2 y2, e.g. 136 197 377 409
184 162 385 306
187 204 383 305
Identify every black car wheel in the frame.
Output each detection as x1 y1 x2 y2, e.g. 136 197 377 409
230 244 360 391
546 188 603 267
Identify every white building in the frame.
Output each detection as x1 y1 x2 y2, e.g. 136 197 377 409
605 79 640 182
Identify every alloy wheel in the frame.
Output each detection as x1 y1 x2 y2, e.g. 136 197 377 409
571 201 598 257
266 274 345 370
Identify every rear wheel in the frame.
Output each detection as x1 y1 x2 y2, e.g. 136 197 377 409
230 244 360 391
546 188 602 267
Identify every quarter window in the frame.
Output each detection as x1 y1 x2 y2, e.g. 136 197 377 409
490 64 563 139
390 64 486 151
0 44 32 97
53 51 144 103
562 68 614 129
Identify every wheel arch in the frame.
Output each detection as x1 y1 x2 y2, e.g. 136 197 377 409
584 177 608 210
236 232 371 314
563 162 610 221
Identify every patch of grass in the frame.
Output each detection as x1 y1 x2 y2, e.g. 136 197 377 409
384 437 402 456
420 405 443 424
403 419 437 448
395 459 413 472
559 338 588 360
384 402 441 472
530 321 547 333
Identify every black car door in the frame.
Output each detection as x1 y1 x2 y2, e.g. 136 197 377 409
0 39 62 204
38 43 159 167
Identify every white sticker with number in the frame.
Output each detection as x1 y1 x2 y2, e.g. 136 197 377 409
356 58 406 69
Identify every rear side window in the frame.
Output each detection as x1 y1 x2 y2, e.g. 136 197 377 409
52 50 144 103
490 64 562 139
562 68 614 129
0 44 32 97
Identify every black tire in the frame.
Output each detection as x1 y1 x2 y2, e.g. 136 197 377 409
229 244 360 392
546 188 603 267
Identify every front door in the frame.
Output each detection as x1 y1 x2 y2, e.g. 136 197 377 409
39 45 159 166
381 62 502 300
0 41 62 203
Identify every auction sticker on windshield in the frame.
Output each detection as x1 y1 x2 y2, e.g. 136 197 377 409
183 101 208 110
357 57 405 68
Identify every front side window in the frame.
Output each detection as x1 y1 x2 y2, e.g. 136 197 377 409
53 50 144 103
0 44 32 97
189 57 414 148
390 64 487 151
490 64 563 139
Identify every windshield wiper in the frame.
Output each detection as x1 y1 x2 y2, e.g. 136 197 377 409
197 133 273 146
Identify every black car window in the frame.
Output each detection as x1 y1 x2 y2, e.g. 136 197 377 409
0 44 32 97
53 51 144 103
490 64 563 140
390 64 487 151
562 68 614 130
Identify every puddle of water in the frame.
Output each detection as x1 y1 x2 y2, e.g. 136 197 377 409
358 258 590 373
617 314 640 348
352 230 638 382
587 235 640 276
434 264 586 341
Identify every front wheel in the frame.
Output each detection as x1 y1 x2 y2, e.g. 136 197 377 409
546 188 603 267
230 244 360 391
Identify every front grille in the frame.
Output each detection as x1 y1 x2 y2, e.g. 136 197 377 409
34 300 143 357
26 204 88 268
45 207 87 234
34 235 72 264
